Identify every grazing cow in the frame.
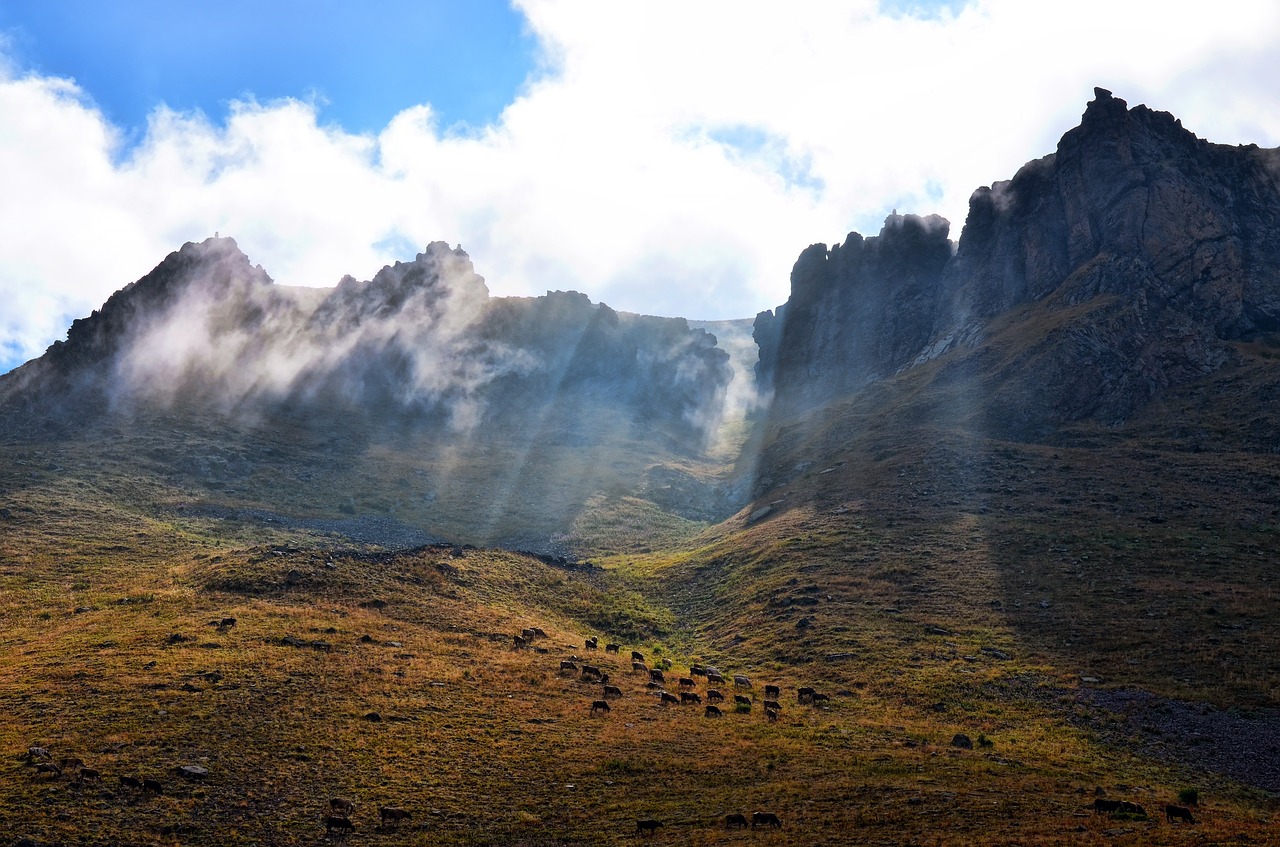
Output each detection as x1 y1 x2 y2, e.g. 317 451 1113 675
649 669 665 683
632 650 645 662
1093 799 1122 815
585 637 598 650
636 819 663 836
763 699 781 712
60 757 85 771
119 775 143 789
605 643 620 654
603 684 623 699
707 689 725 702
325 815 355 833
678 677 696 689
1165 804 1195 824
680 691 702 705
560 660 578 672
811 692 830 704
797 686 815 703
522 628 537 641
734 675 752 688
219 617 237 628
765 707 779 722
532 627 547 638
734 694 752 707
76 767 101 785
330 798 355 816
633 662 648 673
143 778 164 795
725 813 749 829
25 746 51 762
34 762 62 778
379 806 412 827
1118 801 1147 817
764 684 780 699
707 672 726 685
590 700 611 715
513 635 527 649
690 664 706 676
660 692 680 706
581 665 602 679
646 681 665 690
752 811 782 828
705 705 723 718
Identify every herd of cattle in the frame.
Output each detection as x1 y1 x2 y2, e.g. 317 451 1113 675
521 628 831 725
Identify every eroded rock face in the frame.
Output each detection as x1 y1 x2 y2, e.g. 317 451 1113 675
759 89 1280 436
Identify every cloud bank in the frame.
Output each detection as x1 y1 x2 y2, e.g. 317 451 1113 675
2 0 1279 372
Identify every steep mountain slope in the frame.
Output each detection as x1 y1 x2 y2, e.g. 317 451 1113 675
756 88 1280 438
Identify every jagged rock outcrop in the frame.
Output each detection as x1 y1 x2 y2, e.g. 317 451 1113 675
758 88 1280 437
0 238 732 445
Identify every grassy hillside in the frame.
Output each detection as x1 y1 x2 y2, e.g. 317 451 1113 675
2 415 1279 846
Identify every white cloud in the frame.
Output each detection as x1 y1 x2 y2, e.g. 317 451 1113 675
2 0 1279 370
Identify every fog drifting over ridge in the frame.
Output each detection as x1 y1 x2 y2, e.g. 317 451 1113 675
2 0 1279 373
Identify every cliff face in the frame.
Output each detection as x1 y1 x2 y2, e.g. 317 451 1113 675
758 89 1280 436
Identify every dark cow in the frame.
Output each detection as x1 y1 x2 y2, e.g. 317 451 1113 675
590 700 611 715
33 762 62 778
660 692 680 706
752 811 781 829
1118 801 1147 817
797 686 815 703
764 684 780 698
119 775 143 790
707 689 725 702
765 707 779 722
584 637 598 650
76 767 102 785
646 681 665 690
734 674 752 688
690 664 706 676
810 692 830 704
219 617 237 629
763 699 781 712
632 650 645 662
605 643 621 654
325 815 355 833
522 628 537 641
725 813 749 829
649 669 665 683
734 694 752 707
1165 804 1196 824
706 672 726 685
678 677 696 689
143 778 164 795
580 664 602 679
603 684 623 699
633 662 648 673
379 806 412 828
25 746 51 762
60 756 85 771
680 691 702 705
560 660 578 672
513 635 527 649
705 705 723 718
1093 799 1122 815
636 819 663 837
330 798 355 816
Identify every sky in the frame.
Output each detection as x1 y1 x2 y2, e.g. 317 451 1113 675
2 0 1279 375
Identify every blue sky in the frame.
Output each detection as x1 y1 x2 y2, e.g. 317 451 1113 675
2 0 1279 375
0 0 536 136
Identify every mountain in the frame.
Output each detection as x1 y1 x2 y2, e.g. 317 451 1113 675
2 90 1280 846
755 87 1280 439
